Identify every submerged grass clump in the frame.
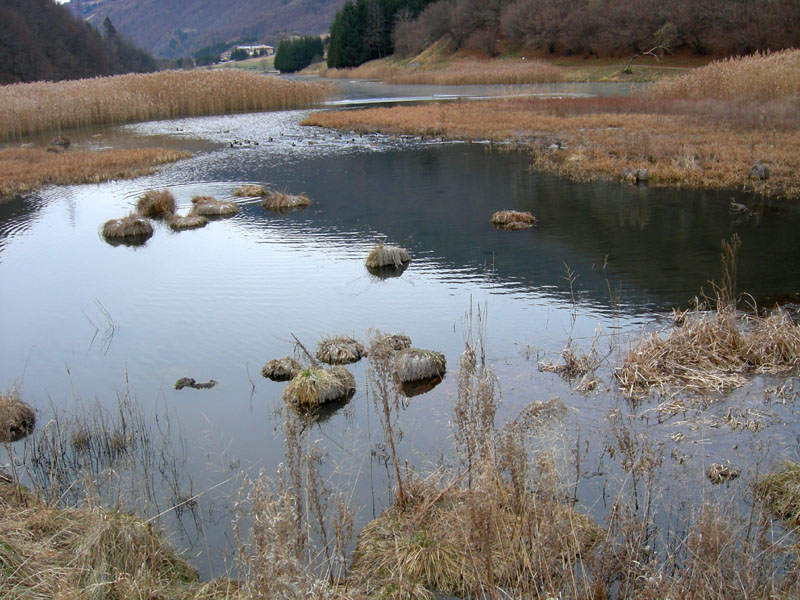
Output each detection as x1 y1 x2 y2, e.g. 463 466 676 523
315 335 366 365
755 461 800 528
283 366 355 408
260 356 302 382
101 212 154 245
394 348 446 383
491 210 537 230
137 189 176 219
260 191 312 212
365 243 410 269
0 391 35 443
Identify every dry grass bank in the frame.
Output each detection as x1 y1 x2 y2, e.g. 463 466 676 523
0 146 190 200
305 51 800 199
0 69 331 141
324 57 564 85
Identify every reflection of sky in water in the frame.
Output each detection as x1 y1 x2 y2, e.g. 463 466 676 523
2 88 800 578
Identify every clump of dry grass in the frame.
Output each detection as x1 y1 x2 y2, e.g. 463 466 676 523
137 189 176 219
0 147 190 200
348 473 601 599
323 57 564 85
365 243 410 269
615 308 800 399
283 366 355 408
491 209 537 230
260 356 302 381
539 345 601 378
0 482 233 600
167 213 208 231
0 69 331 140
755 461 800 528
374 332 412 352
315 335 366 365
101 212 154 245
261 191 312 212
190 197 239 217
0 391 35 443
393 348 446 383
648 49 800 102
233 184 267 198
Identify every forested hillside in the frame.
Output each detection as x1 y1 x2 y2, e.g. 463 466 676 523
70 0 346 58
331 0 800 67
0 0 156 85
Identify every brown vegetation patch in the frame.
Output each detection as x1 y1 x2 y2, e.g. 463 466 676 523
615 308 800 399
101 212 154 246
349 476 601 598
315 335 366 365
261 191 312 212
0 70 331 141
191 198 239 218
0 147 190 200
394 348 446 383
260 356 302 381
365 243 410 269
282 366 356 408
755 461 800 528
137 189 176 219
491 210 537 229
167 213 208 231
324 57 564 85
233 185 267 197
0 392 35 443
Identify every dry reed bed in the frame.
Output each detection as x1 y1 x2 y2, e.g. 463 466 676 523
0 391 35 443
324 58 564 85
0 147 190 200
755 461 800 528
0 69 331 140
615 309 800 399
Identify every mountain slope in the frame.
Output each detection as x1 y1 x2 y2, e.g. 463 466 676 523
71 0 345 58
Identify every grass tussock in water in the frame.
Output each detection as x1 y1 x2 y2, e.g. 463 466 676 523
323 57 564 85
283 366 355 408
0 147 190 200
137 189 176 219
233 184 267 198
167 213 208 231
491 209 537 229
755 462 800 529
0 390 35 443
102 212 154 245
0 70 331 140
304 50 800 199
393 348 446 383
315 335 366 365
190 197 239 217
261 191 312 212
260 356 302 381
365 243 410 269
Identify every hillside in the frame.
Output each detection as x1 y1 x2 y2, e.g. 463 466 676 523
0 0 156 84
69 0 346 58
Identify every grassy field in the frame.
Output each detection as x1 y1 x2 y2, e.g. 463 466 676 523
305 50 800 199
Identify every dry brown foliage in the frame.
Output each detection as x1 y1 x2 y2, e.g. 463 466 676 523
283 366 356 408
0 147 190 200
364 243 410 269
261 191 312 212
755 461 800 528
191 198 240 217
315 336 366 365
260 356 302 381
0 391 35 443
102 212 154 244
0 70 331 140
233 185 267 197
137 189 176 219
393 348 446 383
323 57 564 85
491 209 537 229
167 213 208 231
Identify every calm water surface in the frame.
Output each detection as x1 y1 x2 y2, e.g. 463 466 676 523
1 80 799 578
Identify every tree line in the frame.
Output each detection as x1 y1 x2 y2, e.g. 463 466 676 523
275 37 324 73
0 0 156 85
330 0 800 67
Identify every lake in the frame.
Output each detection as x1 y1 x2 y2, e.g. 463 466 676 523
2 79 799 579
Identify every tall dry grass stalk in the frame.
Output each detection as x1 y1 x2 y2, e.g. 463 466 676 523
0 147 190 200
0 69 331 140
648 49 800 101
324 58 564 85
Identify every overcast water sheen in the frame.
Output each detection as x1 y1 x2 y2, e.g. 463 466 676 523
1 80 799 579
